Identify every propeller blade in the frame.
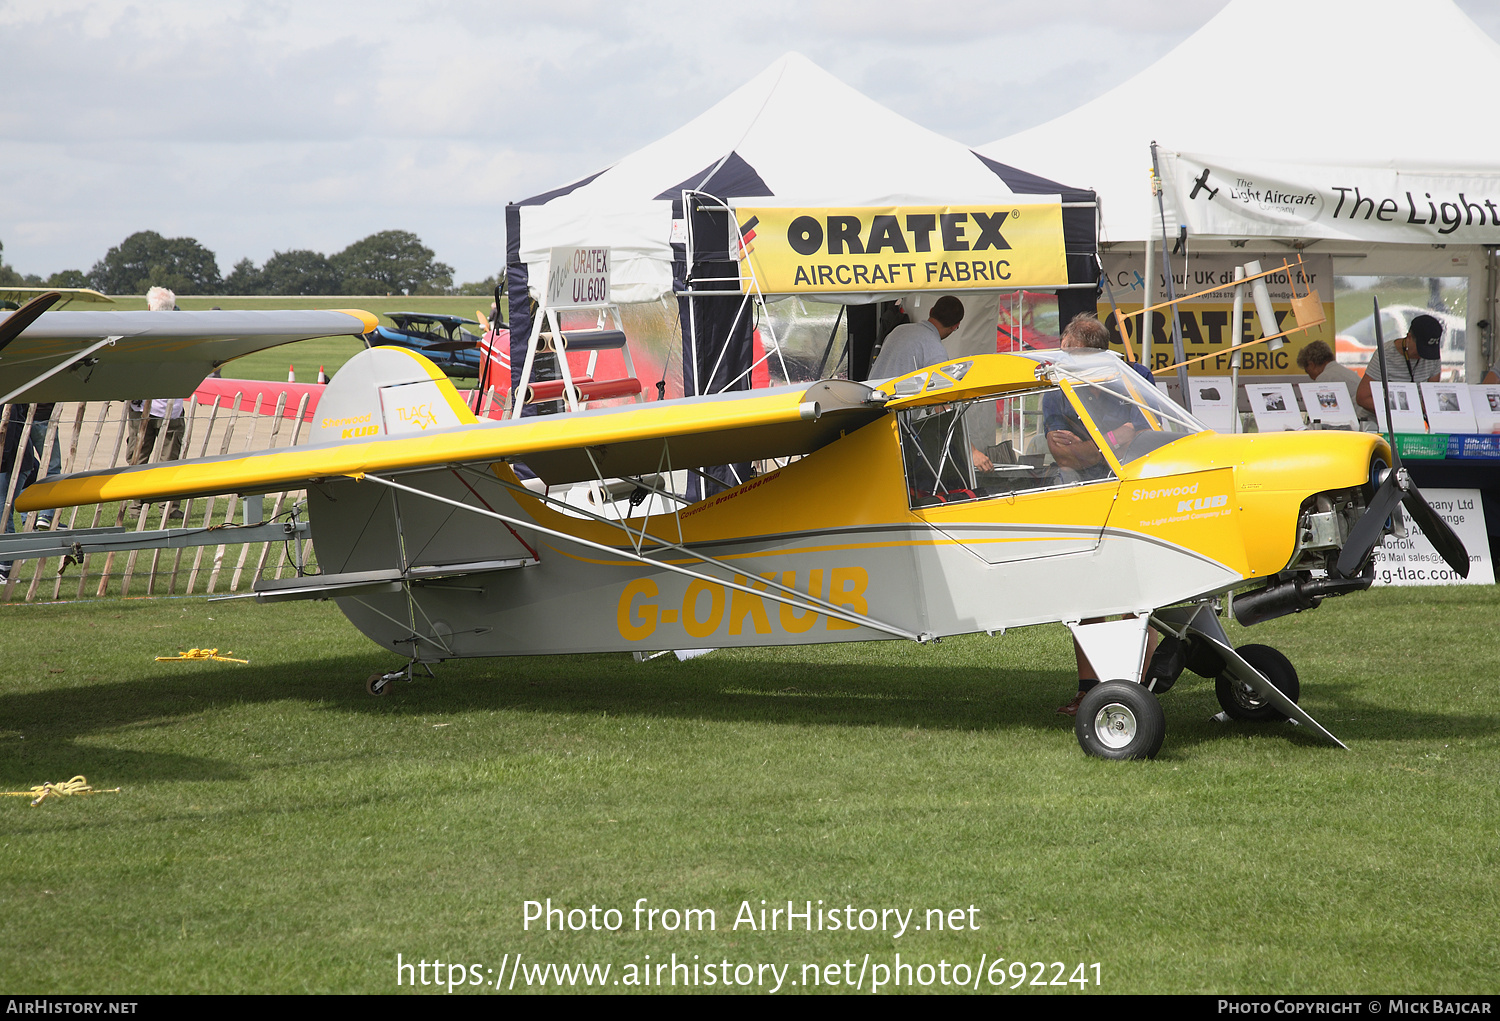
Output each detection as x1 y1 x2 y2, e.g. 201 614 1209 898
0 291 62 355
1400 481 1471 578
425 340 480 352
1336 475 1404 577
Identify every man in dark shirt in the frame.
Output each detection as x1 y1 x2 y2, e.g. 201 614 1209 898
1043 314 1154 480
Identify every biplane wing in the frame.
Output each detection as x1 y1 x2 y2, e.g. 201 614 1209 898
17 346 887 512
0 308 378 403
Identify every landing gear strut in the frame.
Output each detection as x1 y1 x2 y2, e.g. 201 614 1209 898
365 660 434 696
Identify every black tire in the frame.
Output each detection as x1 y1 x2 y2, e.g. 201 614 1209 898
1075 680 1166 760
1215 644 1300 722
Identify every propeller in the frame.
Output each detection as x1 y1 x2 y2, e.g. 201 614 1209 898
0 291 62 356
425 340 480 352
1335 297 1469 578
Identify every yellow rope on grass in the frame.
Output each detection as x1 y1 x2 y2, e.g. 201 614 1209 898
3 776 120 806
155 648 248 663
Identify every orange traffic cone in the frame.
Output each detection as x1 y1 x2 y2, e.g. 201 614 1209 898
287 365 296 383
317 365 328 384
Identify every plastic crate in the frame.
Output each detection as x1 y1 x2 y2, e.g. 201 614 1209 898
1394 433 1448 459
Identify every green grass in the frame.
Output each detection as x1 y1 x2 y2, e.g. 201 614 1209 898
97 295 506 382
1 586 1497 993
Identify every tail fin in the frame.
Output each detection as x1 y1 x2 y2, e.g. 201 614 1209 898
310 346 477 444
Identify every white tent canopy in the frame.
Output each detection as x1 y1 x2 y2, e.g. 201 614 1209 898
509 51 1088 305
979 0 1500 244
978 0 1500 380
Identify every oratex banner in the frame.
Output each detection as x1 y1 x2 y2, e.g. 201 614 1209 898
1163 152 1500 244
734 204 1068 295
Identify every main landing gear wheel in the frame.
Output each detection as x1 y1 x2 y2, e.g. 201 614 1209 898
1075 680 1166 760
1215 644 1300 722
367 671 401 696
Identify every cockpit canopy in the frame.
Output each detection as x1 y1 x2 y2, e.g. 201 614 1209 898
894 351 1207 508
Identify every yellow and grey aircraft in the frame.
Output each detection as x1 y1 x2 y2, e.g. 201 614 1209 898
12 299 1468 759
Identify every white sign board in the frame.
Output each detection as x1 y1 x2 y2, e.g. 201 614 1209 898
1187 376 1235 431
1472 384 1500 433
545 246 611 308
1371 488 1493 586
1420 382 1478 434
1298 381 1359 427
1370 382 1426 434
1246 382 1303 432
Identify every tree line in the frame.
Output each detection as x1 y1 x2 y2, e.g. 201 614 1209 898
0 231 499 297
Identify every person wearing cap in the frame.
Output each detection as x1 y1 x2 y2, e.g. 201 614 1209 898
1356 313 1443 416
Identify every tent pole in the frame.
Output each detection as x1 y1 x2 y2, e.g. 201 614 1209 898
1150 142 1190 403
1230 266 1245 434
1141 212 1155 372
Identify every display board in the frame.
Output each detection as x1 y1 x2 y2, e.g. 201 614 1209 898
1186 375 1235 431
1245 382 1303 432
1473 384 1500 433
1420 382 1478 434
1298 380 1359 427
1370 488 1493 587
1098 253 1333 376
1371 382 1426 433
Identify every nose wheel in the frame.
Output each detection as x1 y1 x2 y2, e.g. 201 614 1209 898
1215 644 1300 721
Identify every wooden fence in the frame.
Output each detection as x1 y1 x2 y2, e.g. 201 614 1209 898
0 386 507 604
0 394 318 604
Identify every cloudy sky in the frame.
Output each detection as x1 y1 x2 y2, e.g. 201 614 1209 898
3 0 1497 286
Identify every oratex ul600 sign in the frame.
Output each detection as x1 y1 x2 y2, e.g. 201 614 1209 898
734 204 1069 294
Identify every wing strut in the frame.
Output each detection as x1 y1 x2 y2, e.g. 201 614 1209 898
464 464 923 640
360 471 922 641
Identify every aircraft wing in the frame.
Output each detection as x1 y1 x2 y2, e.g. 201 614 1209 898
0 286 114 308
0 309 377 403
17 377 887 512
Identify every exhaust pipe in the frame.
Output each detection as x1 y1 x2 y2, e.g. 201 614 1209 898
1233 573 1373 627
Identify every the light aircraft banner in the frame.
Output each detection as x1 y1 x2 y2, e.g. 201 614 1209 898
734 204 1069 295
1164 152 1500 245
1099 253 1334 376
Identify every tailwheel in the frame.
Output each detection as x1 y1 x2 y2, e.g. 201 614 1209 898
366 672 394 696
1215 644 1300 722
1075 680 1166 760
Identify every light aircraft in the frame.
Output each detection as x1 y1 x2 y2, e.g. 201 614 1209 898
11 296 1470 760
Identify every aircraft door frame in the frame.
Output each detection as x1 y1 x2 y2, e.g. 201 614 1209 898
898 386 1120 565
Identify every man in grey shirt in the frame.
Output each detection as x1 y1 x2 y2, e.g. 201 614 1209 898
1356 313 1443 417
871 294 964 379
1297 339 1374 427
871 295 992 472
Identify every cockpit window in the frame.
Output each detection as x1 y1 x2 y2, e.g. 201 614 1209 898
897 354 1206 509
1043 355 1206 466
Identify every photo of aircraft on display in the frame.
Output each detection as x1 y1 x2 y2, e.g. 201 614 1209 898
2 293 1470 760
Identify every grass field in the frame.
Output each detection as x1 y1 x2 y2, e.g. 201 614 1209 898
1 584 1497 994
